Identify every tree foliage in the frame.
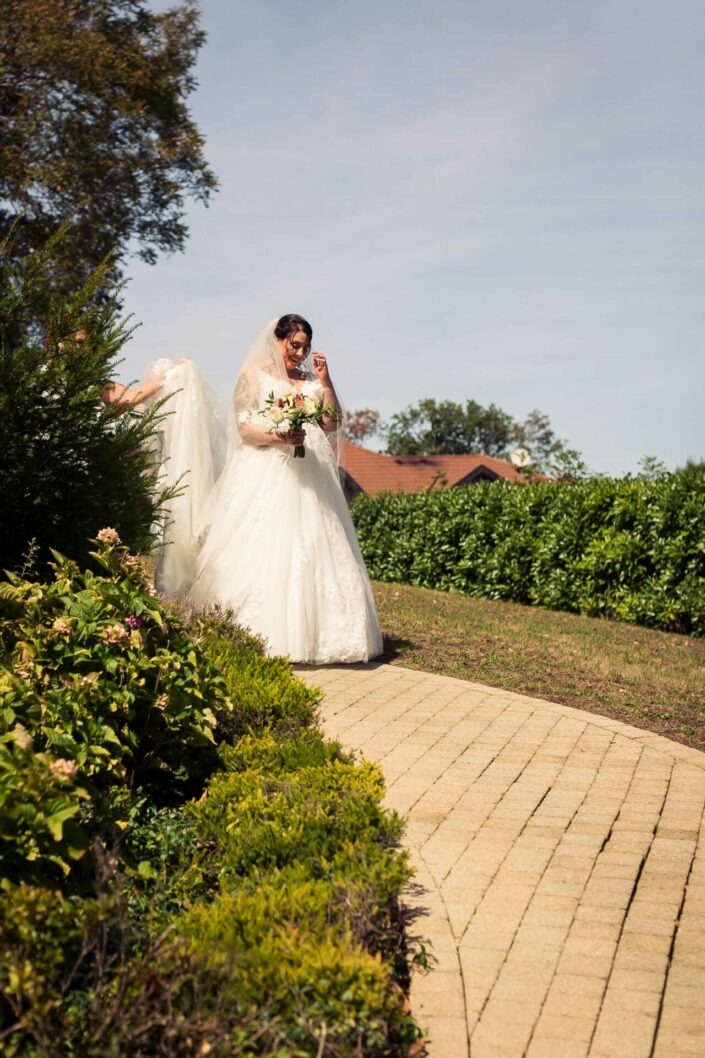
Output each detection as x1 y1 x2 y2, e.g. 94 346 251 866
0 226 172 573
0 0 217 317
512 409 567 471
384 398 516 458
345 407 382 444
383 398 581 474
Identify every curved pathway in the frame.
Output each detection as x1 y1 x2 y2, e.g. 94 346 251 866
296 662 705 1058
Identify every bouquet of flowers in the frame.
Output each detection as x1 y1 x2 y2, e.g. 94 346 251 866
260 390 340 458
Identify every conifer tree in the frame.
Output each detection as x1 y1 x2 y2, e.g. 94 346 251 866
0 226 172 573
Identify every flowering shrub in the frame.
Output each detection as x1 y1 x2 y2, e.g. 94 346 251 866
0 537 421 1056
0 533 227 882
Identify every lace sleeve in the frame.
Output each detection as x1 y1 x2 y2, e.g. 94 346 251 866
231 365 271 446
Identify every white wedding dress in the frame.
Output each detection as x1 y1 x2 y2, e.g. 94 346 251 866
149 353 383 665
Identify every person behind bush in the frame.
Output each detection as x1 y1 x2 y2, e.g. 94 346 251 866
52 326 188 414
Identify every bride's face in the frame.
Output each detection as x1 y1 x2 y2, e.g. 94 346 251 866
279 330 310 374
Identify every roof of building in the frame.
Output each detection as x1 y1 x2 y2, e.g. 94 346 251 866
342 442 523 497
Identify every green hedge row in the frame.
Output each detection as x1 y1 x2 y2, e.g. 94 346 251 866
352 468 705 636
0 538 422 1057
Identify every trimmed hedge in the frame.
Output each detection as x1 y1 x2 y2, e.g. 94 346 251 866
0 537 422 1057
351 468 705 636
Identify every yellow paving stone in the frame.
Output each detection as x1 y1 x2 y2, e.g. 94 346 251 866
599 990 661 1017
611 948 669 975
556 952 614 979
412 987 465 1020
661 980 704 1007
457 949 505 992
419 1015 469 1058
573 904 626 925
526 1039 589 1058
514 923 569 944
568 919 621 942
541 990 602 1020
561 935 619 959
481 997 539 1027
607 967 665 992
533 1012 596 1042
674 948 705 969
299 663 705 1058
471 1017 534 1056
488 969 553 1005
551 973 608 997
616 931 672 955
622 915 677 938
652 1041 705 1058
656 1004 705 1037
461 926 516 952
591 1010 658 1057
521 907 576 930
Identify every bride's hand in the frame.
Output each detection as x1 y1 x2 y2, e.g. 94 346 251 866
277 428 306 447
312 351 331 385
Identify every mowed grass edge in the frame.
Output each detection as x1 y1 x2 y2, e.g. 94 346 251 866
373 581 705 753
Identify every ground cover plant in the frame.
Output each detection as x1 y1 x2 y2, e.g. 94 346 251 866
353 468 705 637
374 580 705 752
0 535 422 1057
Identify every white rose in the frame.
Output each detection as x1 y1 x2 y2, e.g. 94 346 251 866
269 407 285 424
303 397 318 415
276 420 292 435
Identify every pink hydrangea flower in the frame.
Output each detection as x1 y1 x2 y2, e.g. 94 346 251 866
96 527 121 546
49 758 77 781
103 624 129 644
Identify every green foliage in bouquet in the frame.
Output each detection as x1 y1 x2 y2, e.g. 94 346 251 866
0 226 173 574
352 468 705 636
0 539 421 1057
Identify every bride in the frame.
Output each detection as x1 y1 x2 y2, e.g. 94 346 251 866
152 314 383 665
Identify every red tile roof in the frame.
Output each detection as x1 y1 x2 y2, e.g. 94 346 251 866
342 442 523 497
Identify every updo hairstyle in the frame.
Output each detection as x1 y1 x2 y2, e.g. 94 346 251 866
274 314 313 350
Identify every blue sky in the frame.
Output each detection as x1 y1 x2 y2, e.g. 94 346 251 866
121 0 704 474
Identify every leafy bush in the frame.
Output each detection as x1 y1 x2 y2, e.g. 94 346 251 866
167 599 319 740
0 227 172 573
352 468 705 636
0 540 420 1056
0 534 225 883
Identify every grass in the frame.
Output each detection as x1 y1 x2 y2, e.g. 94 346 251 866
373 581 705 753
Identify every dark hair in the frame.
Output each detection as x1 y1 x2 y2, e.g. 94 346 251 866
274 314 313 347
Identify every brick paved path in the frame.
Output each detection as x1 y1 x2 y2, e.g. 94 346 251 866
296 662 705 1058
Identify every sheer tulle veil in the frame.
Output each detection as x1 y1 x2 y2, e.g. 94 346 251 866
229 317 286 451
144 358 226 594
148 316 346 594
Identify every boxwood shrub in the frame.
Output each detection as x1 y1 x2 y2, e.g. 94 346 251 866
351 467 705 636
0 536 422 1057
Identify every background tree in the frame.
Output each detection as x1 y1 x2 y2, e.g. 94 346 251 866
384 398 515 457
382 397 588 476
345 407 382 445
511 409 567 473
0 227 173 573
0 0 217 321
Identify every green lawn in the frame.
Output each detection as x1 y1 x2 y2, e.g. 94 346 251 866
373 581 705 753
